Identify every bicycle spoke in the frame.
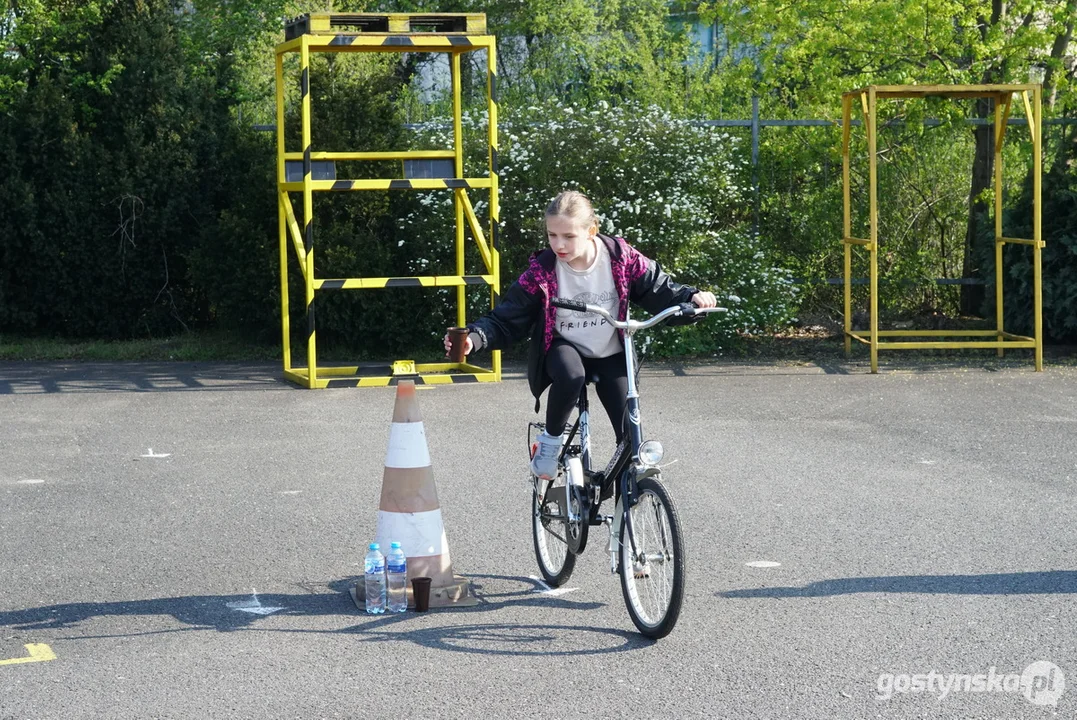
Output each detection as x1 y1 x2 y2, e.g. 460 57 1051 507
620 479 684 638
638 496 672 619
540 516 569 545
532 469 575 585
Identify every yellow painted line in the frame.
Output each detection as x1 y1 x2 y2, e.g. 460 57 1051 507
0 643 56 666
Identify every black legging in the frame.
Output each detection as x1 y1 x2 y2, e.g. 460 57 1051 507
544 339 629 441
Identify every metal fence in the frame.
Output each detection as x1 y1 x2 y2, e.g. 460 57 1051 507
694 99 1076 287
256 107 1076 288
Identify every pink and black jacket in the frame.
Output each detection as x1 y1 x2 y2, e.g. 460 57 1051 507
468 235 700 409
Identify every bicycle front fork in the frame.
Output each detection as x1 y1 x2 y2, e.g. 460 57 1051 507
606 498 623 574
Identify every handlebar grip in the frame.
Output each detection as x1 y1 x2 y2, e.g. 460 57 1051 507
550 297 588 312
674 303 729 324
682 304 730 316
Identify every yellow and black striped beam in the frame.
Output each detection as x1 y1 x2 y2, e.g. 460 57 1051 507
284 150 456 161
284 367 498 389
277 34 495 55
299 37 317 388
487 42 500 300
281 178 492 192
327 35 483 47
313 275 492 290
326 374 489 389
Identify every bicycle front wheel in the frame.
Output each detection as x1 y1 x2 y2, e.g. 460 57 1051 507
532 472 577 586
619 477 686 639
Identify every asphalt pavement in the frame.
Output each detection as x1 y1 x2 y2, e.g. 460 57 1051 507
1 357 1075 719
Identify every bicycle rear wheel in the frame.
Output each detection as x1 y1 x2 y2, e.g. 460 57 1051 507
532 471 577 586
619 477 685 639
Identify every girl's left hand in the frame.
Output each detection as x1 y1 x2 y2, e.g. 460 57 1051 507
691 291 717 308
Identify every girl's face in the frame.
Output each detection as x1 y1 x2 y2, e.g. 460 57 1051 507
546 214 596 265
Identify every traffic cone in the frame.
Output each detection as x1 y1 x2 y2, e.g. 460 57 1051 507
352 380 478 609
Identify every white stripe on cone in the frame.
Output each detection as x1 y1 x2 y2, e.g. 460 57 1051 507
375 509 447 557
384 422 431 469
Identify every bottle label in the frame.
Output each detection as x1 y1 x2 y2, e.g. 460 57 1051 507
365 560 384 573
387 563 406 573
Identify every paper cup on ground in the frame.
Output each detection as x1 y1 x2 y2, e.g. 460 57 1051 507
412 577 432 612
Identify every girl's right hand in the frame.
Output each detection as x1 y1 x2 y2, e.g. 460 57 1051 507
443 332 473 356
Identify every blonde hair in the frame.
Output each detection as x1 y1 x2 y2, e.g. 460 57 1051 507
545 191 598 232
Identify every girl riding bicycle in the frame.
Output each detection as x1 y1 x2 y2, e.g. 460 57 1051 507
443 190 716 480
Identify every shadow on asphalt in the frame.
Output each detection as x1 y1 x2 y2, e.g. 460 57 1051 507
716 570 1077 598
334 573 651 656
2 355 1069 394
645 354 1062 378
0 362 287 394
338 619 646 656
0 575 652 655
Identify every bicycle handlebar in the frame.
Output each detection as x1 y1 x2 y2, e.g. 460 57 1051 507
550 297 728 332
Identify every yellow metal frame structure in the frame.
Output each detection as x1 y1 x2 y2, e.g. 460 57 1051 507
841 84 1044 373
274 13 500 388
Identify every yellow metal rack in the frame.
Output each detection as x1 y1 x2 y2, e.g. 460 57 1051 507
275 12 500 388
841 84 1044 373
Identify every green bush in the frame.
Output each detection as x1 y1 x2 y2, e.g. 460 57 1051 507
0 2 454 355
0 1 210 336
401 100 799 357
0 0 278 340
755 119 1032 323
991 135 1077 342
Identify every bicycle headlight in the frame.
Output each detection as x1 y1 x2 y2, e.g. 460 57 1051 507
638 440 664 467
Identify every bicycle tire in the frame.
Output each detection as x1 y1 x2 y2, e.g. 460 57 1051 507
618 476 686 639
532 471 577 586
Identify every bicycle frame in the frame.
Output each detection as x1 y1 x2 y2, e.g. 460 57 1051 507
556 304 673 574
532 297 726 636
541 297 725 573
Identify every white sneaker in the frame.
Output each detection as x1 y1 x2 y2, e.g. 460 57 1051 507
529 431 563 480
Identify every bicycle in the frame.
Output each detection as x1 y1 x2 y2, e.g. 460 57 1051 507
529 297 727 639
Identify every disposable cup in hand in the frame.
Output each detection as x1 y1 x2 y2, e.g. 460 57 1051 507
447 327 469 363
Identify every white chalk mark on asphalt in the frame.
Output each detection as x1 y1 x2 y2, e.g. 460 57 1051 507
17 479 45 485
918 460 937 465
141 449 171 458
745 561 781 568
278 490 302 495
227 588 284 616
528 575 578 597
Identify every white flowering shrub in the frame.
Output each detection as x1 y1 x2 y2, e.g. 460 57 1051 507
399 100 798 356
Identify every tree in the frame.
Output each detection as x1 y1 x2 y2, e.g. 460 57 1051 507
0 0 296 337
365 0 716 113
701 0 1077 315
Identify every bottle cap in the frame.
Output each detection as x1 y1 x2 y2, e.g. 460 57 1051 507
390 541 401 549
369 543 380 550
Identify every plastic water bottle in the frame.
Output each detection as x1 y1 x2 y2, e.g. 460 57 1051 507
386 542 408 613
364 543 386 615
